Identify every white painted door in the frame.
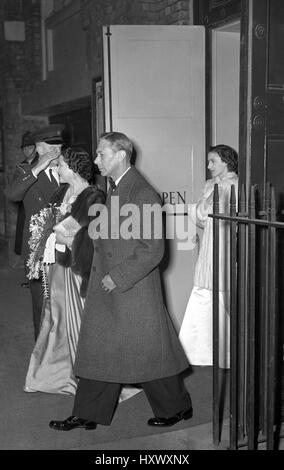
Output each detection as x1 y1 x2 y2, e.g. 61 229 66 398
103 25 205 329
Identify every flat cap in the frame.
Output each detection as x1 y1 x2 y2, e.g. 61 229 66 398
32 123 66 144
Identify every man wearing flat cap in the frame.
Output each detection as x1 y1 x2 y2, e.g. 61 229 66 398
5 123 65 340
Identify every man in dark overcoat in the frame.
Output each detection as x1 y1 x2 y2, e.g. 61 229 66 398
5 124 65 340
49 131 193 431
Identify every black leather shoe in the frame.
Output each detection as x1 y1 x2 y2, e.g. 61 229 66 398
49 416 97 431
148 408 193 427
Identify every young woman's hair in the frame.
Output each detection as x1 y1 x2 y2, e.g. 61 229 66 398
209 144 238 173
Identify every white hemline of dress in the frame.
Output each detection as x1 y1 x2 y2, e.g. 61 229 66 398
24 264 142 401
179 286 230 369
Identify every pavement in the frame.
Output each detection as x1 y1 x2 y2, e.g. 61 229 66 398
0 264 282 453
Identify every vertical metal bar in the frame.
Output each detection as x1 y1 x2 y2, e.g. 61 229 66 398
213 183 220 446
259 182 270 437
266 186 276 450
229 185 238 449
258 184 268 437
247 185 257 449
106 26 113 132
237 184 247 441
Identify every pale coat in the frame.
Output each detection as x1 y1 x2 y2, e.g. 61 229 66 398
74 167 189 383
179 172 238 368
188 172 238 291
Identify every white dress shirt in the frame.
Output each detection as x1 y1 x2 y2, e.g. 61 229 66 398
45 167 59 185
114 166 131 186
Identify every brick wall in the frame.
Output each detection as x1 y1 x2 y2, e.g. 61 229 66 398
0 1 45 167
53 0 73 12
1 0 193 166
80 0 193 78
143 0 192 24
0 0 194 264
0 0 47 262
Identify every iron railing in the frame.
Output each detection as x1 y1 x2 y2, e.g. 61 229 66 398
210 182 284 450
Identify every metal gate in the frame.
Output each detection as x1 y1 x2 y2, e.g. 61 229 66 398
210 182 284 450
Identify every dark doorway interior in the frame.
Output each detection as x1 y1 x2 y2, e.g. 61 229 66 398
49 106 105 191
50 107 93 157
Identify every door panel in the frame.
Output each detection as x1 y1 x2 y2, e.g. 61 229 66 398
103 25 205 327
239 0 284 424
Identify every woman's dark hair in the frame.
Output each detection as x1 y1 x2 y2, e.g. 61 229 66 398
62 146 95 183
209 144 238 173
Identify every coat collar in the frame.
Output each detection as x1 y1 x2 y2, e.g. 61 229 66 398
106 166 138 202
213 171 238 184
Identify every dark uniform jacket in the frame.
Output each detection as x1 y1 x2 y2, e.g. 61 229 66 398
14 154 39 255
5 164 58 260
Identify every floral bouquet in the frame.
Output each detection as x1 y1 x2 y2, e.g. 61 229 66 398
26 204 66 296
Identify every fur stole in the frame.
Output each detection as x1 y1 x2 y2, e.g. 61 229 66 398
55 185 105 297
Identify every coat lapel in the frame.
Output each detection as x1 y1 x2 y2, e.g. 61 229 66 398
37 170 59 204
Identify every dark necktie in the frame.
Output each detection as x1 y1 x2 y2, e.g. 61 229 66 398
49 169 58 187
108 177 116 191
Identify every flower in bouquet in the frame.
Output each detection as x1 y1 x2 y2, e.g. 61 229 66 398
26 204 65 280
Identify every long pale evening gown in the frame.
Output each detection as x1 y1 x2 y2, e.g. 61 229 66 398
179 172 238 369
24 188 141 400
24 190 86 394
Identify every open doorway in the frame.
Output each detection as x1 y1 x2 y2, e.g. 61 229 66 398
211 21 240 154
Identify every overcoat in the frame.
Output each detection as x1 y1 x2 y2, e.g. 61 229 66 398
74 167 189 383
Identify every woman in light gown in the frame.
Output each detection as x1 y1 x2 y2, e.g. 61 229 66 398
24 146 142 401
179 144 238 369
24 147 105 394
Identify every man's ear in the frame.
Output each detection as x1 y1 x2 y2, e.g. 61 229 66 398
117 149 126 161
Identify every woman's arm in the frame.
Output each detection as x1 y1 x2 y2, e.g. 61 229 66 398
195 180 216 227
54 215 81 249
54 229 72 248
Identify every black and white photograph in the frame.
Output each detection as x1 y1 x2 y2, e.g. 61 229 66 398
0 0 283 457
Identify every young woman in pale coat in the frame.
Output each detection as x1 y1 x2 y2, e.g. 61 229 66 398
179 144 238 369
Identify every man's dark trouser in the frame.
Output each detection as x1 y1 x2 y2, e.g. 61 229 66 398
72 374 192 425
29 278 43 341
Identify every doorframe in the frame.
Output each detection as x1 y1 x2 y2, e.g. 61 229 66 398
0 107 8 239
211 20 241 152
0 108 5 173
194 0 242 179
238 0 252 190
